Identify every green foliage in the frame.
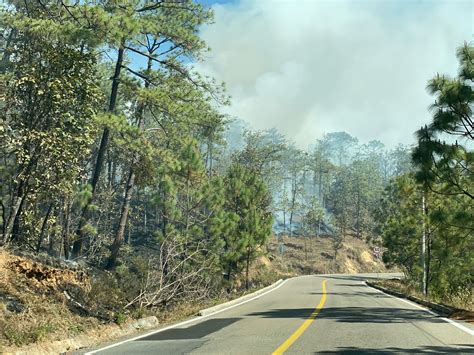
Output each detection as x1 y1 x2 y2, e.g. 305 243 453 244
376 175 423 274
327 156 384 239
223 163 273 281
114 311 127 326
1 32 102 194
302 197 325 236
412 43 473 200
75 185 94 208
80 224 98 237
377 174 473 303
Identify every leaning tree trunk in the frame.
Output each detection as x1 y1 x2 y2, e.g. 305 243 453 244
62 198 72 259
2 195 23 245
71 43 125 259
48 209 60 257
106 168 136 269
105 56 152 269
11 197 25 243
3 177 28 245
36 203 54 252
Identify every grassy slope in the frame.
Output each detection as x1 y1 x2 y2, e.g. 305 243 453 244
264 234 387 277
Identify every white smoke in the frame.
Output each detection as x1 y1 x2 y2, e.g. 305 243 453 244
197 0 473 148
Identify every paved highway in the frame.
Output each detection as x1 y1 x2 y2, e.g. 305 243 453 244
86 274 474 354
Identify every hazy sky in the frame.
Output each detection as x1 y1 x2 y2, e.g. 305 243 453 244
197 0 473 148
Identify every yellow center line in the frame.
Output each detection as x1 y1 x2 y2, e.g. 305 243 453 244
272 279 328 355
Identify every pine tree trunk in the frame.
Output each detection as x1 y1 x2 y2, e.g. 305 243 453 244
356 188 361 239
313 171 317 195
48 209 59 257
209 139 213 175
62 199 71 259
245 250 250 290
2 195 23 244
106 168 136 269
421 193 428 296
318 165 323 201
36 203 54 252
422 192 432 296
289 181 296 237
227 262 232 282
72 43 125 259
205 149 209 172
107 159 113 188
1 201 6 236
3 176 29 244
162 213 169 278
11 196 25 242
105 56 151 268
143 190 147 234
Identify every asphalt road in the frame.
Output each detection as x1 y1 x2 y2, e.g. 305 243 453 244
87 273 474 354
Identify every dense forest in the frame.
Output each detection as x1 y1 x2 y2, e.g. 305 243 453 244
0 0 472 318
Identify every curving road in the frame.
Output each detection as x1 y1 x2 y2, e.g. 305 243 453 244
85 274 474 354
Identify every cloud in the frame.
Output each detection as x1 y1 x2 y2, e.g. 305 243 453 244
197 0 473 148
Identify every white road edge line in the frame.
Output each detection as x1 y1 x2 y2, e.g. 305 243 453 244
366 282 474 336
85 278 290 354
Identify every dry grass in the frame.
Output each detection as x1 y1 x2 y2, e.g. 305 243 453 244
266 234 386 276
374 278 473 313
0 251 102 351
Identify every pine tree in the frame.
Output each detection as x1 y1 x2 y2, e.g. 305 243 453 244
412 43 473 200
73 0 216 259
224 163 272 288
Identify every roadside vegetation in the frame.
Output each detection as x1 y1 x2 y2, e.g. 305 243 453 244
0 0 472 352
376 45 473 309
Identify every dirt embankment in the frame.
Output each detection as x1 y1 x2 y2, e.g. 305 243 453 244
0 251 174 354
265 234 386 276
0 251 101 353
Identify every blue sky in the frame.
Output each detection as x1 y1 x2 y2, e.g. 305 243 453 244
199 0 234 6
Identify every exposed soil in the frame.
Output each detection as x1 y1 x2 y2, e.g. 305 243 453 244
266 234 387 276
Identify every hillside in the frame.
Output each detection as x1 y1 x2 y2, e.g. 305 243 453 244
265 234 386 277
